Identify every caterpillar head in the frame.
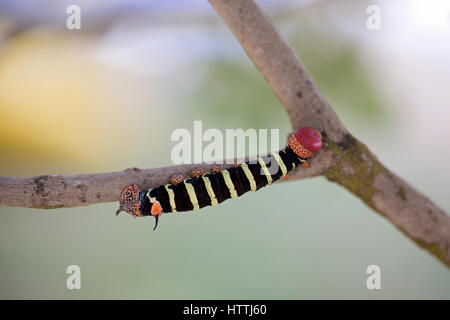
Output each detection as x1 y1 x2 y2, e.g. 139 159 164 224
116 184 143 217
289 127 322 159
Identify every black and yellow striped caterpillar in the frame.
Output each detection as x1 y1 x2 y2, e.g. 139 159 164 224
116 127 323 230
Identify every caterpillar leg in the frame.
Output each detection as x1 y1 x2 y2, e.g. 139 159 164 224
169 173 184 185
150 200 163 231
301 161 310 168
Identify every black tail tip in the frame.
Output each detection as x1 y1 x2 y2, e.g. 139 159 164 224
153 215 159 231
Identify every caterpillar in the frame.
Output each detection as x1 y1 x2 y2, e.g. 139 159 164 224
116 127 322 230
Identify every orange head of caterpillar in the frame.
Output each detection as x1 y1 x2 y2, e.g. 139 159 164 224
116 184 143 218
289 127 322 161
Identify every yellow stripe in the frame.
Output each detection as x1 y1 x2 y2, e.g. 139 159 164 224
202 175 218 206
164 184 177 213
222 170 238 198
241 163 256 192
272 152 287 177
257 157 273 185
146 189 156 203
292 162 296 169
184 180 200 210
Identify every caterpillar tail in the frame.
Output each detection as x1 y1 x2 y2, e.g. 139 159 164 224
150 200 163 231
153 215 159 231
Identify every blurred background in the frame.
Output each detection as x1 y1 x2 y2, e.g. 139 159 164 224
0 0 449 299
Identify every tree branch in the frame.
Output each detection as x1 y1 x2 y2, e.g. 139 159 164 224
0 0 449 267
208 0 450 267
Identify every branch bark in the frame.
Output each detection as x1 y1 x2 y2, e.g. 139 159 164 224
1 0 449 267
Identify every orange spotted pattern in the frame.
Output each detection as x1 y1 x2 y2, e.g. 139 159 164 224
211 165 225 173
190 167 208 179
118 184 143 217
169 173 184 185
288 134 314 159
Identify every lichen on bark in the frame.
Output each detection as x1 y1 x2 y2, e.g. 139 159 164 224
323 133 387 209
